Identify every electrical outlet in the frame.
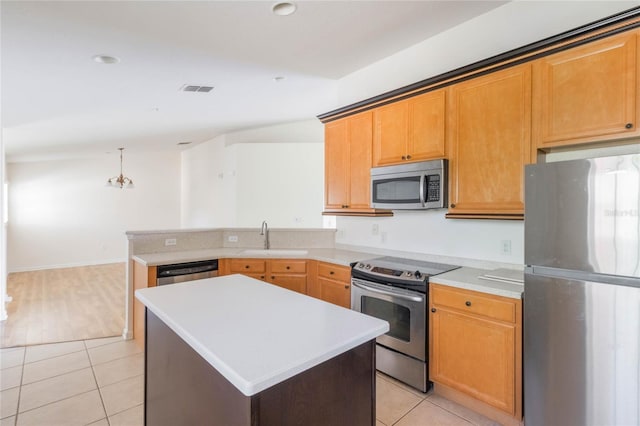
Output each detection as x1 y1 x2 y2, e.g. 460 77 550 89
501 240 512 255
228 235 238 243
372 224 379 236
165 238 177 246
294 217 302 223
381 232 388 244
337 230 345 239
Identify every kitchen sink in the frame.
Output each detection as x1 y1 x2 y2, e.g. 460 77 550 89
240 249 308 256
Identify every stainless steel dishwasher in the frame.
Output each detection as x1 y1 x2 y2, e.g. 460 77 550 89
156 259 219 285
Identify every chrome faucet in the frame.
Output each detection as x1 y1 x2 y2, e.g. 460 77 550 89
260 220 270 249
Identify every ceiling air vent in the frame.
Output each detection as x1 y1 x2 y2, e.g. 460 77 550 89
180 84 214 93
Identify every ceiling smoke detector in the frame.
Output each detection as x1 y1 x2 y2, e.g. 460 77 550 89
272 2 297 16
179 84 214 93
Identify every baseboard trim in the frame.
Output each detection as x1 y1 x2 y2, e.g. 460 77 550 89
433 383 523 426
8 258 127 273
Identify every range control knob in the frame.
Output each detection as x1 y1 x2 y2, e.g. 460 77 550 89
357 263 364 268
415 270 422 279
365 264 372 270
406 271 413 277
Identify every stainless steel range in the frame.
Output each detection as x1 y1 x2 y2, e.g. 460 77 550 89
351 256 459 392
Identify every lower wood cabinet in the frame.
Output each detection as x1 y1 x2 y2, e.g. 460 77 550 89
429 283 522 420
308 261 351 308
226 258 307 294
132 260 156 344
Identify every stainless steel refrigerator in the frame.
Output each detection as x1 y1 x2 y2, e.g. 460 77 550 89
524 153 640 426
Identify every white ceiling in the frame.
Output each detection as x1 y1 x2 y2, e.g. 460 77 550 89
1 0 511 161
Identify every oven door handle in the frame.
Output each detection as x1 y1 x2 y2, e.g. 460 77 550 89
352 281 424 303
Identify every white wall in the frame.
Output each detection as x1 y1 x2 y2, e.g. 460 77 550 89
234 142 324 227
332 1 638 266
337 1 639 106
181 120 324 229
7 151 181 271
336 212 524 265
181 134 237 228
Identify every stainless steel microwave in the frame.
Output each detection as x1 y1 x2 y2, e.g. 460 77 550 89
370 159 447 210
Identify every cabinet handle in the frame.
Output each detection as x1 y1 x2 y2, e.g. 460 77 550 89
260 275 265 280
286 266 290 270
626 123 633 129
431 308 436 313
245 265 250 269
465 301 472 307
329 271 335 275
344 285 349 289
401 155 406 160
450 203 456 208
406 154 412 160
271 276 275 280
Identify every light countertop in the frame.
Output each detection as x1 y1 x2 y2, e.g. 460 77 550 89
431 267 524 299
135 274 389 396
132 247 377 268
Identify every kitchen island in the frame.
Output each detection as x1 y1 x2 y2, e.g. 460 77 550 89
135 274 389 426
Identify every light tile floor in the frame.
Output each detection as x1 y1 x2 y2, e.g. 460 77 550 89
375 372 500 426
0 337 143 426
1 338 497 426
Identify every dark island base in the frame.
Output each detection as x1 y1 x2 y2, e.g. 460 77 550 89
145 309 377 426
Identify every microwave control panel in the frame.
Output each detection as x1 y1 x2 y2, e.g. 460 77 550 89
426 174 440 202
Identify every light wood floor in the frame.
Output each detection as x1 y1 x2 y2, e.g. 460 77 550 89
0 263 125 348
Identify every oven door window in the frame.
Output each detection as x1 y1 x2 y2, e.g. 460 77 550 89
372 176 421 205
361 296 410 342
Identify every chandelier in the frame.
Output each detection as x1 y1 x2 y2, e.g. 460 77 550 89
106 148 134 189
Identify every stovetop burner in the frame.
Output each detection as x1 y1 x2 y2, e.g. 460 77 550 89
351 256 459 293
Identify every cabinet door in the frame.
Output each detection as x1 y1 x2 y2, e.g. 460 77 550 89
348 112 374 209
318 277 351 308
448 64 531 216
269 275 307 294
430 307 516 415
373 101 409 166
324 118 350 209
534 31 639 147
408 90 446 161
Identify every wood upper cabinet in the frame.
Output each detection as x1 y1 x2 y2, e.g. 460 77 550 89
324 112 392 216
373 90 446 167
533 30 639 149
447 63 532 218
429 283 522 419
325 119 350 210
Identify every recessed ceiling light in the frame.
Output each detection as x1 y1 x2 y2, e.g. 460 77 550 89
272 2 297 16
93 55 120 64
273 76 285 82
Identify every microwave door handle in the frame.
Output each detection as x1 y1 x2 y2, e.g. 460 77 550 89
352 281 424 303
419 174 426 207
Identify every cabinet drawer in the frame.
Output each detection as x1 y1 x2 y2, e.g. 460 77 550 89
229 259 266 273
270 259 306 274
317 262 350 282
270 275 307 294
431 284 516 323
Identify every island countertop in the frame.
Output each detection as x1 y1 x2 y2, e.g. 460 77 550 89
135 274 389 396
